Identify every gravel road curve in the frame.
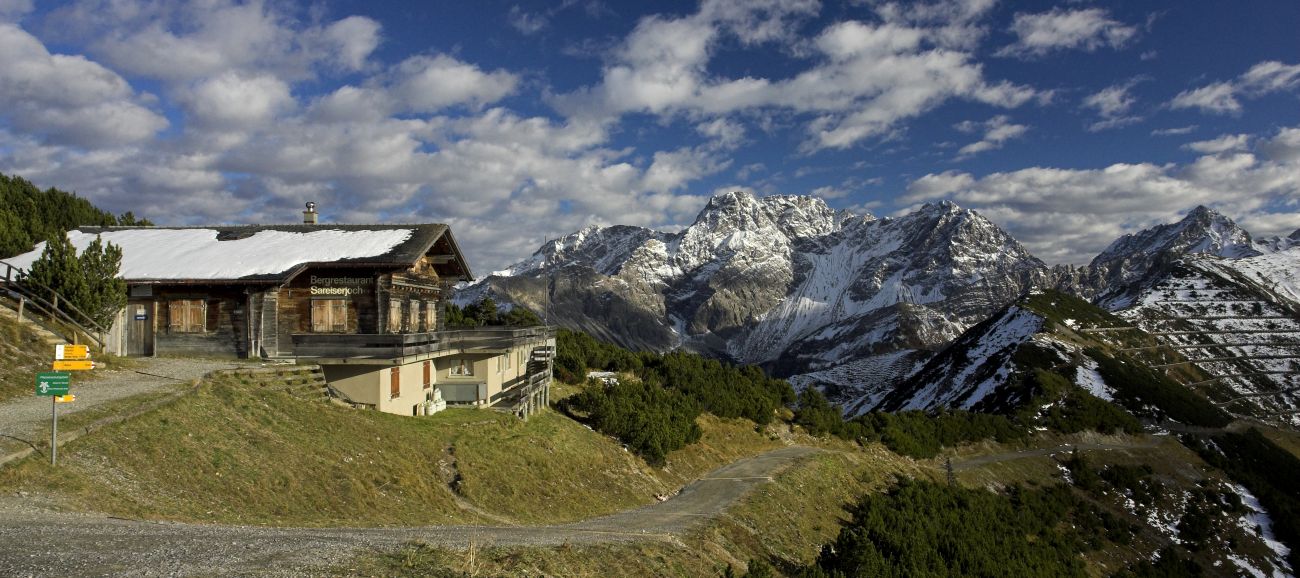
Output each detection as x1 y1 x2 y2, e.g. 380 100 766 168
0 445 818 577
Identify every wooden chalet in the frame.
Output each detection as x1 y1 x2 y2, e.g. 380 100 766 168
6 210 553 418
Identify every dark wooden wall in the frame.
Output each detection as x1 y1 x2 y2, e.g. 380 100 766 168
153 286 248 358
275 268 381 352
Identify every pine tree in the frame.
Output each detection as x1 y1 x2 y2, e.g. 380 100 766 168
23 234 125 328
79 235 127 326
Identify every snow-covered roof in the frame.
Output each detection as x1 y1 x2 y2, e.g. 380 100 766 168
3 224 469 283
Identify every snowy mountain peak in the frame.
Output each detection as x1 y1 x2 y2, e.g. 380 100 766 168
690 191 840 240
1093 205 1259 268
1089 205 1262 308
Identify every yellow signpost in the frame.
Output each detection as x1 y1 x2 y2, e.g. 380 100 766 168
55 344 91 360
44 345 95 465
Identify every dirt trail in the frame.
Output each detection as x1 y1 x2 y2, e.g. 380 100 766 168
0 446 818 577
952 438 1164 471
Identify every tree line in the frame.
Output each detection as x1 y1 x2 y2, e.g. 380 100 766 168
554 328 794 464
0 172 150 259
443 297 542 327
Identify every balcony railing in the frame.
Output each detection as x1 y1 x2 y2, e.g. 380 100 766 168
290 326 555 359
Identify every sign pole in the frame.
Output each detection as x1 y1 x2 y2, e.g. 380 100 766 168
51 395 57 466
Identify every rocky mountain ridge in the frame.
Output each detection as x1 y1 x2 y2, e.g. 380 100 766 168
460 192 1300 415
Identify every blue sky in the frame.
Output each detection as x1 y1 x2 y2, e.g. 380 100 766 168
1 0 1298 273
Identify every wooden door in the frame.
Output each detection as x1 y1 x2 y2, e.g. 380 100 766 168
126 301 154 356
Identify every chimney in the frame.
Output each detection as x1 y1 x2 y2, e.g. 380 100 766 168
303 201 318 224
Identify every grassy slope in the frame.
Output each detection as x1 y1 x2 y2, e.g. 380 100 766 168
347 442 923 578
0 314 48 402
0 374 805 527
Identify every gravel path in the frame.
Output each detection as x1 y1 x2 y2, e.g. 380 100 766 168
0 446 818 577
0 357 266 457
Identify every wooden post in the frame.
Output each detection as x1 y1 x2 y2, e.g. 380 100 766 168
16 296 24 322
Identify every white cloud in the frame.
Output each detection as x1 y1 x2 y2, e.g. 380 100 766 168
997 8 1136 58
903 125 1300 264
871 0 998 49
318 16 382 71
1183 134 1250 154
955 115 1028 158
1170 61 1300 115
809 184 849 199
1170 82 1241 115
1239 61 1300 93
0 22 166 146
182 72 294 130
642 147 731 194
554 1 1042 151
1082 78 1144 131
1151 125 1197 136
695 118 746 149
393 55 518 112
50 0 381 83
0 0 32 20
507 6 548 35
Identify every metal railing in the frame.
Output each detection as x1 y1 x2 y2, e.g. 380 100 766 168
290 326 555 359
0 259 107 349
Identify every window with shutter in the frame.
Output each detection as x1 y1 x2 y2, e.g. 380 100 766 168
168 299 206 333
425 300 437 330
423 361 431 387
310 299 347 333
390 367 400 398
329 299 347 332
408 300 420 332
388 299 403 333
311 300 328 332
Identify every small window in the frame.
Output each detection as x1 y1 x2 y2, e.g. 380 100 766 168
423 360 432 387
408 300 421 332
388 298 403 333
425 300 438 331
311 299 347 333
168 299 206 333
450 358 473 376
390 367 400 399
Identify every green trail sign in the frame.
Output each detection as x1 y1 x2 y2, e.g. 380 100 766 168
36 372 70 396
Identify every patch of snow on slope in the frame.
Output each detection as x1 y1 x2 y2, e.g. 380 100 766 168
954 308 1042 409
1231 483 1293 575
1075 359 1115 401
897 306 1043 411
1226 247 1300 307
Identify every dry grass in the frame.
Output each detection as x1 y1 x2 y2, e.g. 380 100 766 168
0 315 49 402
347 441 927 578
0 374 834 528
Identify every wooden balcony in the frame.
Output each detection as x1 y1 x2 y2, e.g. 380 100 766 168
290 326 555 361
